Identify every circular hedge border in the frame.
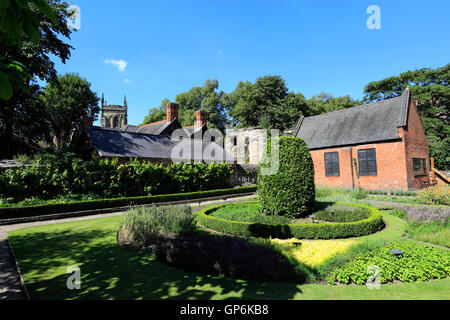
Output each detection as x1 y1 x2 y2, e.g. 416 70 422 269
194 202 385 239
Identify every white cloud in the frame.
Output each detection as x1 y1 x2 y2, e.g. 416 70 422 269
104 59 128 72
124 78 132 83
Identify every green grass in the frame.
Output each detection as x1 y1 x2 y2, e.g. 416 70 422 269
406 222 450 247
8 206 450 300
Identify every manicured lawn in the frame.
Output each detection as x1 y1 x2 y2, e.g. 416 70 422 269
8 210 450 300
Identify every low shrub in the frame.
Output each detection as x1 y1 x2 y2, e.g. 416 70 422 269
388 209 408 220
315 187 352 199
314 204 370 222
313 238 386 282
118 205 196 248
152 234 302 282
367 189 417 196
195 203 385 239
350 188 367 200
398 205 450 225
248 214 292 225
327 241 450 285
0 186 257 220
416 185 450 206
406 222 450 247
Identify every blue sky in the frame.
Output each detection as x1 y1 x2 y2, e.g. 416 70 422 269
54 0 450 125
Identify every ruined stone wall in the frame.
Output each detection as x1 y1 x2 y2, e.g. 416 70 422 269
224 128 268 165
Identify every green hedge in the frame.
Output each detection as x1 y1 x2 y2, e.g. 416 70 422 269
0 186 257 220
0 154 233 200
258 136 315 218
195 202 385 239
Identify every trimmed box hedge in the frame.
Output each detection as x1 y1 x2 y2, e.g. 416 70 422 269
194 202 385 239
0 186 257 220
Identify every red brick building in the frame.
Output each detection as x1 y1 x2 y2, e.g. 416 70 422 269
293 89 430 191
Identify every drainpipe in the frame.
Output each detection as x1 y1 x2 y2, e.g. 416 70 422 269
350 147 355 189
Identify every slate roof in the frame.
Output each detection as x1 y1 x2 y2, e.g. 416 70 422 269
137 120 173 135
84 126 234 163
182 124 206 138
293 90 411 150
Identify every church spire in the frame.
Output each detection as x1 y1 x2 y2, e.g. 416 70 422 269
123 95 128 126
101 93 105 108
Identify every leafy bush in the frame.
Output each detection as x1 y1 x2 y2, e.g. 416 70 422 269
152 234 302 282
248 214 292 225
0 153 233 201
350 188 367 199
195 203 385 239
0 186 257 220
118 205 196 248
394 204 450 247
388 209 408 220
315 187 352 199
406 222 450 247
258 136 315 218
314 204 370 222
328 241 450 285
313 238 386 282
416 185 450 206
398 205 450 224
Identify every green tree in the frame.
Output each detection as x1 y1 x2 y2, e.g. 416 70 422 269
227 75 308 131
40 73 100 150
0 0 56 100
306 93 360 116
363 65 450 170
0 0 74 158
143 80 228 131
140 98 169 125
175 79 228 131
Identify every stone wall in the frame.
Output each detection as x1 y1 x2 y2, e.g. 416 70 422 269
224 128 268 165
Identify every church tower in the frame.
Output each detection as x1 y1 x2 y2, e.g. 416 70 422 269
100 94 128 128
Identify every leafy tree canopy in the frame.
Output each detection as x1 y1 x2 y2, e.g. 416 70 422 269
363 64 449 169
0 0 62 100
0 0 74 158
142 80 228 132
40 73 100 150
306 93 360 116
226 75 308 131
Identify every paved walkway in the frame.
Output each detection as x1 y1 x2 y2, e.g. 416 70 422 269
0 194 256 300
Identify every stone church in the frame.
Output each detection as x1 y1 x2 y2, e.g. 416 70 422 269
100 94 128 128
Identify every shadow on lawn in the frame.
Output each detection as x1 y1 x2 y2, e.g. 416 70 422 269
9 228 303 300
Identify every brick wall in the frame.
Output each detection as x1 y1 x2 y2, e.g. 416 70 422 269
402 98 430 189
311 96 430 191
311 140 409 191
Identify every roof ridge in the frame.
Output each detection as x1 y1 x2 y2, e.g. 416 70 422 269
139 119 169 127
304 95 404 120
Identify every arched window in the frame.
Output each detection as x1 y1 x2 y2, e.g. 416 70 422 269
113 116 119 128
